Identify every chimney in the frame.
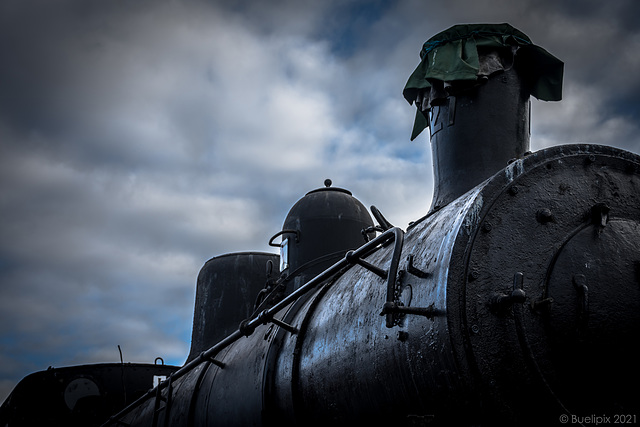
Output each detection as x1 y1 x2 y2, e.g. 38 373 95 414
403 23 563 212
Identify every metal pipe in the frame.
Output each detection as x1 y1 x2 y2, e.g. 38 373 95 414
102 227 404 426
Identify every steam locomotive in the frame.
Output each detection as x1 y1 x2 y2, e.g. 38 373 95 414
2 23 639 427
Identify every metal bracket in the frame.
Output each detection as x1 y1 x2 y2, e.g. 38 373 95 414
573 274 589 333
151 374 173 427
270 317 299 335
406 254 429 278
531 297 554 312
490 272 527 312
201 354 225 369
344 227 406 328
381 228 405 327
380 254 431 326
345 250 388 279
248 309 299 335
591 203 610 228
380 302 444 320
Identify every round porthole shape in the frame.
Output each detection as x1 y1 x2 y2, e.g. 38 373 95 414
64 377 100 411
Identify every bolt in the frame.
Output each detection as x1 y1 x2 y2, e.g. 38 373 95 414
536 208 553 224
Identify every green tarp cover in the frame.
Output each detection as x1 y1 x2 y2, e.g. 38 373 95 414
403 23 564 140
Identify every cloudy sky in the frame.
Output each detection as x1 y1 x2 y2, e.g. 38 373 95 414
1 0 639 402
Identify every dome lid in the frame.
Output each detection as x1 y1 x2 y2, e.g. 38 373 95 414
274 179 374 284
284 179 370 225
305 178 352 196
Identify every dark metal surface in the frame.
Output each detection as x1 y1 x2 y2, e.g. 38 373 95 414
187 252 279 363
103 228 406 426
448 144 640 425
0 363 179 427
428 64 531 213
268 193 481 426
274 180 375 287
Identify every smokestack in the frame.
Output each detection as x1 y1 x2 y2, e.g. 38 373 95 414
403 23 563 212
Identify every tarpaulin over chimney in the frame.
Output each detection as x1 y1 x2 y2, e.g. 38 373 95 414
403 23 563 140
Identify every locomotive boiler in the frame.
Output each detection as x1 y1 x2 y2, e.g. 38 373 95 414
2 23 639 427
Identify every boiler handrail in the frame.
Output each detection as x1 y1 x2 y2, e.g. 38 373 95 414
102 226 404 426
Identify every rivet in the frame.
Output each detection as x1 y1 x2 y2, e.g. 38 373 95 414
508 185 519 196
482 222 493 232
536 208 553 224
468 270 480 282
471 324 480 334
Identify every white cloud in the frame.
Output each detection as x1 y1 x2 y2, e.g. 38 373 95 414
532 82 640 152
2 0 640 406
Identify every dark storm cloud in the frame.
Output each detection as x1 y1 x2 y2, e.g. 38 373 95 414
1 0 639 403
